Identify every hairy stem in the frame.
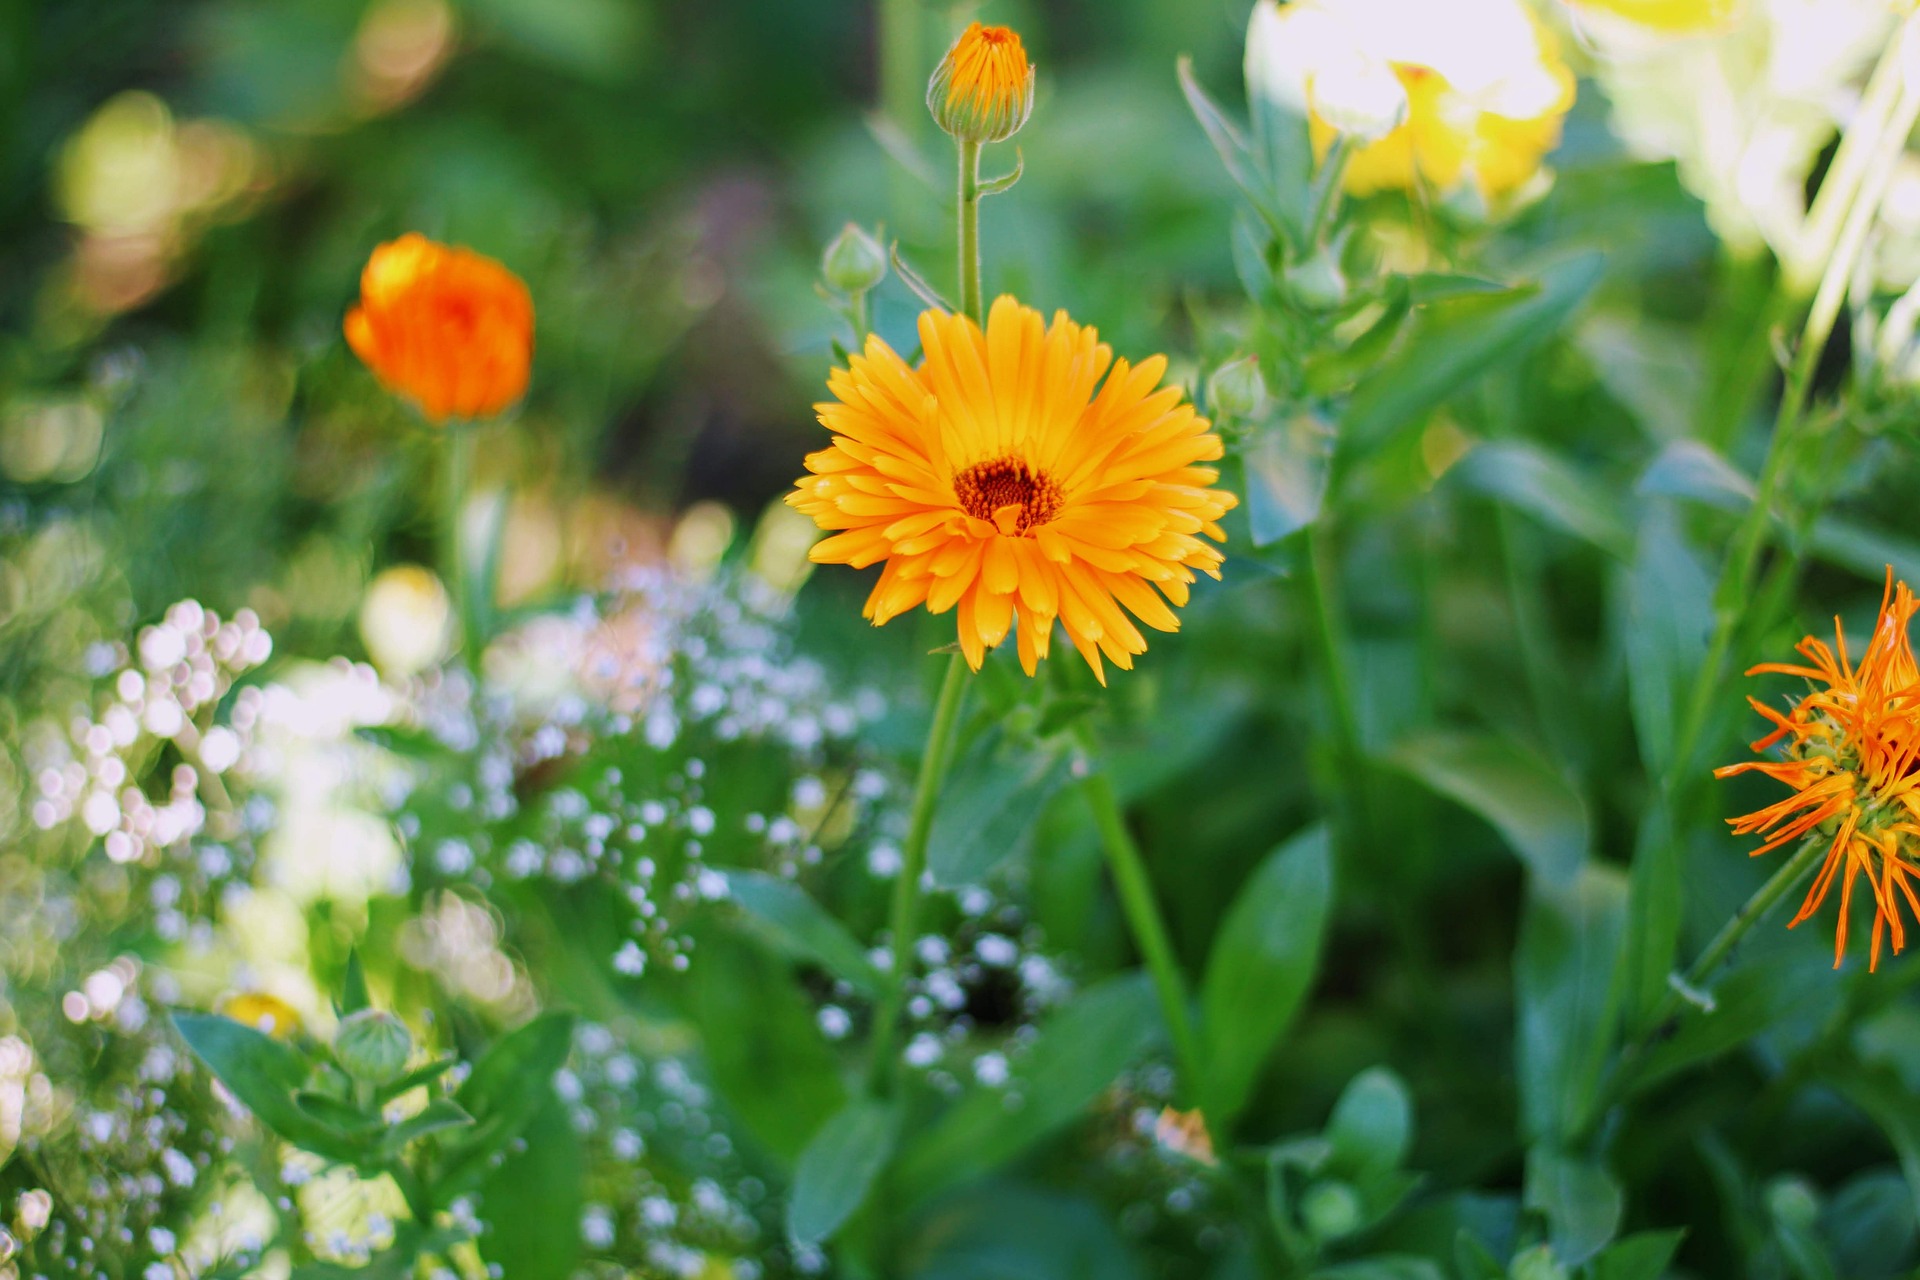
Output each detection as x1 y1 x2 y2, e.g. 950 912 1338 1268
958 140 982 323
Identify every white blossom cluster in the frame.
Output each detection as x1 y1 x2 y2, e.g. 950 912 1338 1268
28 599 272 873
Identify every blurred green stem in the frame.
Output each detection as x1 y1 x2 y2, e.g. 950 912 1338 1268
1580 832 1828 1141
1304 521 1365 792
441 421 475 658
1074 722 1205 1101
880 0 922 141
868 653 970 1094
958 139 983 322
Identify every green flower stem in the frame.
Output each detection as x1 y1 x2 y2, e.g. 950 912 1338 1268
868 652 971 1094
1074 723 1205 1099
1578 832 1829 1141
441 421 476 657
958 139 983 323
1304 521 1363 776
392 1160 435 1225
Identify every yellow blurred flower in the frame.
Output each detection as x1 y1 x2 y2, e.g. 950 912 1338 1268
1568 0 1739 32
221 991 302 1039
1715 573 1920 970
1246 0 1576 202
927 22 1036 144
788 298 1236 683
345 233 534 423
358 565 451 676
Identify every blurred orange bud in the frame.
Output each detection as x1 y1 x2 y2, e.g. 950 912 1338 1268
344 233 534 422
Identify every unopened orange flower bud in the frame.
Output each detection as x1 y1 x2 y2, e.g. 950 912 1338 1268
344 233 534 422
927 23 1035 144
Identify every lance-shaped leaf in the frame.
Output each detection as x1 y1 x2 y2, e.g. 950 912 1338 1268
786 1095 903 1245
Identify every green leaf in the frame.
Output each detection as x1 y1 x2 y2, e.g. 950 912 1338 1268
1824 1064 1920 1229
1622 510 1712 779
910 1183 1146 1280
1242 413 1335 546
925 739 1073 886
1591 1228 1687 1280
1200 825 1334 1127
723 871 880 997
687 929 846 1164
381 1098 474 1158
1633 953 1828 1094
1636 440 1753 511
1523 1147 1622 1267
1179 56 1288 244
1325 1067 1413 1176
438 1011 575 1195
1453 1230 1506 1280
1388 733 1588 888
1809 516 1920 589
172 1012 365 1164
786 1095 903 1245
895 973 1161 1205
1515 867 1627 1142
479 1096 584 1280
1617 801 1684 1033
339 949 371 1017
293 1090 379 1133
1341 254 1604 459
1308 1259 1446 1280
1450 441 1633 559
373 1054 458 1105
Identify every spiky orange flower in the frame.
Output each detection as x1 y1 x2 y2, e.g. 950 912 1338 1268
1715 573 1920 969
345 233 534 422
789 297 1237 683
927 22 1036 144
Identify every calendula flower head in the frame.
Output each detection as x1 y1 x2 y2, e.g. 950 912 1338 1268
789 297 1238 684
345 232 534 422
928 22 1036 144
1715 573 1920 969
1247 0 1576 201
220 991 301 1039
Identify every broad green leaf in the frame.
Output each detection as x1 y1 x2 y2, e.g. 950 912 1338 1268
1451 440 1633 559
1325 1067 1412 1176
1809 517 1920 589
910 1183 1146 1280
1309 1259 1446 1280
1617 801 1684 1031
1822 1170 1917 1279
1825 1064 1920 1228
439 1011 576 1194
172 1012 365 1164
374 1054 458 1105
1454 1231 1505 1280
478 1096 584 1280
293 1090 379 1133
1591 1229 1687 1280
926 740 1073 886
723 870 880 997
1633 952 1828 1094
1636 440 1753 511
1243 413 1335 546
1341 254 1604 459
896 973 1161 1204
1515 867 1626 1142
1200 825 1333 1126
786 1095 903 1245
1178 57 1287 242
1247 71 1314 245
1388 733 1588 887
1523 1147 1622 1267
1622 510 1712 779
687 929 846 1165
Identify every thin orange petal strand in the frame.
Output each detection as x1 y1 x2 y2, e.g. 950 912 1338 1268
1719 570 1920 969
788 297 1237 680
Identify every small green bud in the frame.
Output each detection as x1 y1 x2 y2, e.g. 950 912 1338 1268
1206 355 1268 422
1285 245 1348 311
1765 1175 1820 1231
822 223 888 296
1507 1244 1567 1280
333 1009 412 1085
1299 1179 1364 1241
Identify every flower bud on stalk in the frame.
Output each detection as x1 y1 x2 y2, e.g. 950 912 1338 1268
927 22 1035 144
821 223 888 295
1206 355 1269 423
334 1009 413 1085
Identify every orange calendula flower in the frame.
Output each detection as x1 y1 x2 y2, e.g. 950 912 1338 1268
927 22 1036 144
789 297 1237 684
345 233 534 422
1715 573 1920 969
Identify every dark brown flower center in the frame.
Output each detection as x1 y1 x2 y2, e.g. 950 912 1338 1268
954 456 1062 536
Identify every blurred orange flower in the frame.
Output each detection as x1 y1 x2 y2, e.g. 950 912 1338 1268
1716 572 1920 969
345 233 533 422
789 297 1236 683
